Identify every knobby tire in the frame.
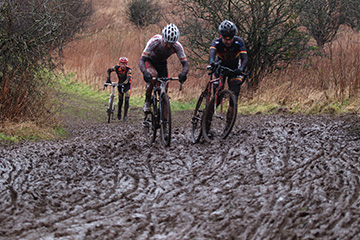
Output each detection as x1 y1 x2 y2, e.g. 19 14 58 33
107 95 114 123
143 99 157 144
191 92 207 143
160 93 171 147
201 89 237 142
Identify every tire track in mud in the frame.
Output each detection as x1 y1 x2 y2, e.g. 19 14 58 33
0 113 360 239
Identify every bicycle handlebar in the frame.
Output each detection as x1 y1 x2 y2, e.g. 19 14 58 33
103 82 122 90
207 60 250 78
151 77 183 91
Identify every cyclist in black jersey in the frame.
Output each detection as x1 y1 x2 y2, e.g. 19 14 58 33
139 23 189 112
105 57 132 121
209 20 248 123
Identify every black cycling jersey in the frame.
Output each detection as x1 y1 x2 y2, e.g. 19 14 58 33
107 66 132 84
107 65 132 95
209 36 248 70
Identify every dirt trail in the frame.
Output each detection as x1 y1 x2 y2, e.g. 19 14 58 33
1 111 360 239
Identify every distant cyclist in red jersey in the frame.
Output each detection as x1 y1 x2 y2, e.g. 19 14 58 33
105 57 132 121
139 23 189 112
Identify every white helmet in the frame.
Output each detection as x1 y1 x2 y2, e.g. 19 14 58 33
162 23 180 44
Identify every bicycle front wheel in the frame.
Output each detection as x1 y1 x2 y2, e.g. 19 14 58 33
191 92 207 143
143 100 156 144
159 93 171 147
107 95 115 123
201 89 237 142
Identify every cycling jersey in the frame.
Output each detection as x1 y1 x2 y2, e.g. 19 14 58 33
209 36 248 70
209 36 248 99
107 66 132 84
139 34 189 75
107 65 132 96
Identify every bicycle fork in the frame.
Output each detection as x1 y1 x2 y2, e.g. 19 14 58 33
153 93 160 128
213 82 224 119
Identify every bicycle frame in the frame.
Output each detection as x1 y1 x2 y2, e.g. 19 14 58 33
208 67 229 118
151 77 181 127
194 61 249 142
143 77 181 146
103 82 120 122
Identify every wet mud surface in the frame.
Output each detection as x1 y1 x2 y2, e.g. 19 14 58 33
1 111 360 239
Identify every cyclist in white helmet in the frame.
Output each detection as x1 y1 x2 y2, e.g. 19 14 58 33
139 23 189 112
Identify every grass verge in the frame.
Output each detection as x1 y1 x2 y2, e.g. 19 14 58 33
1 71 358 144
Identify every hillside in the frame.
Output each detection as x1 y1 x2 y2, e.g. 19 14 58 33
61 0 178 95
61 0 360 114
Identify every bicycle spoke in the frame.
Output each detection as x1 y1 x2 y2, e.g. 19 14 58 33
202 90 237 142
191 93 206 143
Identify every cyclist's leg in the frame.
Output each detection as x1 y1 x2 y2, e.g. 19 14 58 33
152 61 169 119
144 61 158 112
118 92 124 120
123 84 131 121
124 96 129 121
227 76 242 125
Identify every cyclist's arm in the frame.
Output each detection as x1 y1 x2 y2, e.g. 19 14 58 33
175 41 189 75
238 38 248 71
124 68 132 85
209 39 218 64
180 60 189 75
106 66 115 78
239 52 248 71
139 56 149 74
139 35 161 74
209 48 217 64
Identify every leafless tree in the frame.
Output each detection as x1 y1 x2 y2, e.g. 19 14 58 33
0 0 92 121
170 0 309 89
294 0 360 48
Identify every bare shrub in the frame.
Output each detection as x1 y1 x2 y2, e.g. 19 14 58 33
126 0 162 28
252 30 360 110
294 0 360 48
170 0 309 89
0 0 92 122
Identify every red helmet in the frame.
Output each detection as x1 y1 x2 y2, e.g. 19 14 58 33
119 57 128 64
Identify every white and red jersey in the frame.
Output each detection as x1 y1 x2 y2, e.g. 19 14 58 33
141 34 187 63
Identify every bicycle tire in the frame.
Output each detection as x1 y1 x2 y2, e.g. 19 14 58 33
143 112 156 144
143 99 157 144
107 95 115 123
191 92 207 143
159 93 171 147
201 89 237 142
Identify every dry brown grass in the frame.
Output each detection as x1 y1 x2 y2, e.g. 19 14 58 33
61 1 360 113
0 120 62 142
61 0 207 101
245 29 360 113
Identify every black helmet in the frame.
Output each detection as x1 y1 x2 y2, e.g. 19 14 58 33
218 20 237 39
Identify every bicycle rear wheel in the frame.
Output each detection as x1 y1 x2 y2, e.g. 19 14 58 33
107 95 114 123
160 93 171 147
191 92 207 143
143 100 156 144
201 89 237 142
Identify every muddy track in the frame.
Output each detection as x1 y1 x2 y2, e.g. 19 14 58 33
1 111 360 239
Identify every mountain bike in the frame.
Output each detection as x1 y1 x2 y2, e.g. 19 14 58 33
198 62 248 142
103 82 123 123
143 77 182 147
